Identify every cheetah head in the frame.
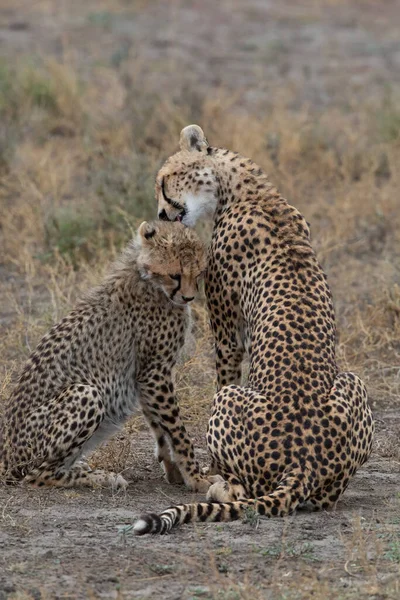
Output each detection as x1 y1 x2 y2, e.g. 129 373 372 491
137 220 207 306
156 125 218 227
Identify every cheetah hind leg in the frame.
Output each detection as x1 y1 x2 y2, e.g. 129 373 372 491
26 463 128 489
23 384 128 489
308 371 373 511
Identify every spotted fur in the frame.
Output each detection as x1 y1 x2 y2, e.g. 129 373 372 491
134 125 374 535
0 221 211 491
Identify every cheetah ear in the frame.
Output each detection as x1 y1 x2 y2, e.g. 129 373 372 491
179 124 208 154
138 221 157 244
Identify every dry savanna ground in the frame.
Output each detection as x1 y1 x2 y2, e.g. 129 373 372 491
0 1 399 599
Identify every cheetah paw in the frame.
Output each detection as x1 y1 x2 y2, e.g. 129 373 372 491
163 461 184 484
111 473 129 490
191 477 214 493
206 479 230 502
207 474 224 484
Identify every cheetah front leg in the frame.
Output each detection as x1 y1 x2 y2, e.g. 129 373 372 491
215 339 244 390
140 405 184 484
206 286 244 390
138 370 212 493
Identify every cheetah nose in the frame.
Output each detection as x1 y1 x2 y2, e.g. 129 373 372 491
182 296 195 303
158 209 170 221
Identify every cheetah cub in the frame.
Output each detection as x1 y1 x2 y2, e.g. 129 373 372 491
0 221 210 491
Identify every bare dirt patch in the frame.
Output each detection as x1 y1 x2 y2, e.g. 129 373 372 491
0 412 399 600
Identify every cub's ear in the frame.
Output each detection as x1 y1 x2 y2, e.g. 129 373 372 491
138 221 157 243
179 124 208 154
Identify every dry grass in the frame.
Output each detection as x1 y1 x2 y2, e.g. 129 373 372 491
1 57 399 420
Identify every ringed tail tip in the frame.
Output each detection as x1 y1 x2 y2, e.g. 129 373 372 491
133 513 161 536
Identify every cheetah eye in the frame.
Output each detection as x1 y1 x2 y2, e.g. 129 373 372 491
169 274 181 281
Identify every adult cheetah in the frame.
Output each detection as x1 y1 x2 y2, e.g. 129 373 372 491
0 221 211 491
134 125 374 535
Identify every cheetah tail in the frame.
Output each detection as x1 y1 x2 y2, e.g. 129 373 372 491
133 474 308 535
133 501 244 535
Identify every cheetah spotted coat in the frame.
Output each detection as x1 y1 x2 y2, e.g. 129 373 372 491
134 125 374 535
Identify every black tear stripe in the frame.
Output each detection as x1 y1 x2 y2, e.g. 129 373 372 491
170 274 181 300
162 178 184 212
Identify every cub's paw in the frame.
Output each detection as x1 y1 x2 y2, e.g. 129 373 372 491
77 459 92 472
91 470 129 490
111 473 129 490
163 460 184 485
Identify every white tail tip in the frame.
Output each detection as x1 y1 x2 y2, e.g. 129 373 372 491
133 519 149 535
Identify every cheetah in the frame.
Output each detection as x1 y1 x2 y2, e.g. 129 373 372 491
0 220 211 491
134 125 374 535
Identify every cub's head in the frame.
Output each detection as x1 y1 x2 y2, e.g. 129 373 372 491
137 220 207 306
156 125 218 227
